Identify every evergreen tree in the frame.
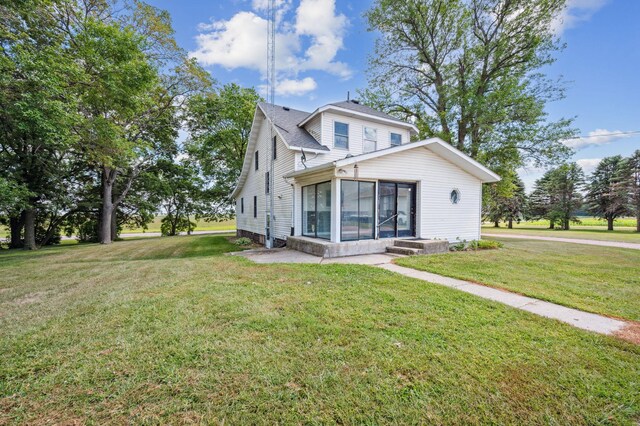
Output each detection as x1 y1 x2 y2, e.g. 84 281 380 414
585 156 629 231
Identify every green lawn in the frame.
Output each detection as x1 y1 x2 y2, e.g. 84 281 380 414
397 237 640 322
122 216 236 233
1 236 638 424
483 225 640 243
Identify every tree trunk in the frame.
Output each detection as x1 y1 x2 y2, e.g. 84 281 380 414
508 218 513 229
187 215 192 235
549 221 555 229
563 219 569 230
23 208 37 250
9 214 24 249
110 209 118 242
494 220 499 228
607 217 614 231
636 212 640 233
99 167 115 244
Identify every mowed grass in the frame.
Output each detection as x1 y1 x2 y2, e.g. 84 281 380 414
397 237 640 321
1 236 639 424
123 216 236 233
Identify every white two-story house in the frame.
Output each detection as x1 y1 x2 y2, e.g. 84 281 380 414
231 100 500 256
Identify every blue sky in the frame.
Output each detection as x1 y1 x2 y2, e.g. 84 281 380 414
149 0 639 190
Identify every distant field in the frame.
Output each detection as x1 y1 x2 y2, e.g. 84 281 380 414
122 216 236 234
508 216 637 228
483 226 640 243
482 216 639 243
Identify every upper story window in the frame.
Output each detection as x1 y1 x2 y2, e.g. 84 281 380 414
255 151 259 170
390 132 402 146
272 136 277 160
363 126 377 153
334 121 349 149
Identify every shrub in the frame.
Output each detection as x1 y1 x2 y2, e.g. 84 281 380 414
450 239 503 251
234 237 252 246
469 239 503 250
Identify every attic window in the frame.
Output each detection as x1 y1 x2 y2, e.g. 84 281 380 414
390 132 402 146
450 189 461 204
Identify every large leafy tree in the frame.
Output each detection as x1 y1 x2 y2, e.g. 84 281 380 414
620 150 640 232
546 163 584 230
529 163 584 230
361 0 576 176
185 83 262 220
585 156 629 231
0 0 81 249
57 0 210 244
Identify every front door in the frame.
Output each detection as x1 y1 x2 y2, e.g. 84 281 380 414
378 182 416 238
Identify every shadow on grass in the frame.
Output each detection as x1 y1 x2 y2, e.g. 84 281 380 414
0 234 241 266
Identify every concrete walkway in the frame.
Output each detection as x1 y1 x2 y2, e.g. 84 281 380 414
233 248 628 336
379 263 627 335
483 233 640 250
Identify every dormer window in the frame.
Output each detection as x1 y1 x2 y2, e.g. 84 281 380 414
363 127 377 153
334 121 349 149
390 132 402 146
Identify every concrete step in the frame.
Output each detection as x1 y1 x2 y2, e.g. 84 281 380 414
386 246 422 256
394 239 449 254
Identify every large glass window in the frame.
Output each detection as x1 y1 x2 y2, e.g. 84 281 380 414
341 180 375 241
334 121 349 149
302 181 332 239
363 127 377 153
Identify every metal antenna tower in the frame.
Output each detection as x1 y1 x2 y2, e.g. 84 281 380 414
265 0 276 248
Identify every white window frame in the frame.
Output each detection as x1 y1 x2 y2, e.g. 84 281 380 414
333 120 349 150
390 131 403 146
363 126 377 153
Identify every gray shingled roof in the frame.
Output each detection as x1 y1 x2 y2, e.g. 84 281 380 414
257 102 329 152
329 100 409 126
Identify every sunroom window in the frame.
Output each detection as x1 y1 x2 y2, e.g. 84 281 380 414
302 182 332 239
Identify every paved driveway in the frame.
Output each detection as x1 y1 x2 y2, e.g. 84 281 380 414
482 233 640 250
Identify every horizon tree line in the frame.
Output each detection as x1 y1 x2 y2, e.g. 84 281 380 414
485 150 640 231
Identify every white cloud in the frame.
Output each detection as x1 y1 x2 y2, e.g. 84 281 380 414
562 128 634 150
295 0 351 78
576 158 602 174
258 76 318 96
276 77 318 96
192 12 299 73
190 0 351 96
552 0 608 35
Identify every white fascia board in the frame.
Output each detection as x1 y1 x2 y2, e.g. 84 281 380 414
333 137 500 183
283 161 335 179
298 105 419 134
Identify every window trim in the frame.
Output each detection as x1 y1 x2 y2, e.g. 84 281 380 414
301 181 332 240
363 126 377 153
255 151 259 171
450 189 461 205
333 120 349 150
265 172 270 194
272 136 277 160
340 179 376 242
390 132 402 146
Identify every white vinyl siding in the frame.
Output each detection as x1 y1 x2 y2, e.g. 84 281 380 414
297 112 412 169
236 117 296 242
353 146 483 242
